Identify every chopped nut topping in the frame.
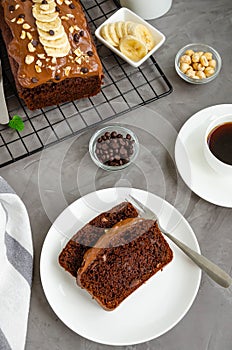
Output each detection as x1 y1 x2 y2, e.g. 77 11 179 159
101 218 108 223
28 42 36 52
22 23 31 30
46 58 50 62
75 57 82 64
35 65 42 73
74 25 80 31
25 55 34 65
48 65 55 70
16 17 24 24
69 26 74 33
67 13 74 18
37 53 46 59
64 0 72 5
56 0 63 5
27 32 33 40
36 59 42 67
15 4 20 10
10 18 16 23
51 57 57 64
68 56 74 62
74 48 83 57
64 66 71 76
61 15 69 21
20 30 26 39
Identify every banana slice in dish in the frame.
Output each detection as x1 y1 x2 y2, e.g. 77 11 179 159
127 23 155 51
101 24 118 46
121 21 132 37
115 21 124 40
119 35 148 62
108 23 120 46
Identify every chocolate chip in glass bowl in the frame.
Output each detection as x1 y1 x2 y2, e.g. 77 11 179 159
94 129 136 167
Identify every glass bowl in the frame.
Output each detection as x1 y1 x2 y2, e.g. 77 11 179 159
89 125 139 171
175 43 222 84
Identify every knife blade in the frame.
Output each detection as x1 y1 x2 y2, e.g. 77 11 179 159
0 59 9 125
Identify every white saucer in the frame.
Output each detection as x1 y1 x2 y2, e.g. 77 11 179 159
175 104 232 207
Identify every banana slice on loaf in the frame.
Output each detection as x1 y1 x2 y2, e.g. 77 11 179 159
32 0 71 58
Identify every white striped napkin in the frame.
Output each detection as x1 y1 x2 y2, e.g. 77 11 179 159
0 177 33 350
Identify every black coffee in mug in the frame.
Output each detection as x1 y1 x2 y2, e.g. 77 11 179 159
207 122 232 165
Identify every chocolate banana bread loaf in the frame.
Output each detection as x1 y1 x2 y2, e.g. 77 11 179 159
59 202 138 277
77 218 173 311
0 0 103 110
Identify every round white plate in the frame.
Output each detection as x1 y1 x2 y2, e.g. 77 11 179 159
40 187 201 346
175 104 232 208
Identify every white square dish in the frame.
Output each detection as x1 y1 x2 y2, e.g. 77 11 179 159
95 7 166 68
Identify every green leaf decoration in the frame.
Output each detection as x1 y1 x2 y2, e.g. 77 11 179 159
8 115 25 132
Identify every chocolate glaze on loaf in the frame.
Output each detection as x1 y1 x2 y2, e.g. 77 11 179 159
77 218 173 311
0 0 103 110
59 202 138 277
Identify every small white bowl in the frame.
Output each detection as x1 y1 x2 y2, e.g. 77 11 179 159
204 114 232 176
95 7 165 68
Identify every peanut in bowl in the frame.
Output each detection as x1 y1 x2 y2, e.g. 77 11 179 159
175 43 222 84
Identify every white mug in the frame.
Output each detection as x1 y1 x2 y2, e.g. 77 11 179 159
204 114 232 176
119 0 172 20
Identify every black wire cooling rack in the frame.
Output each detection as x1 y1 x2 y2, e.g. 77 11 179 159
0 0 172 168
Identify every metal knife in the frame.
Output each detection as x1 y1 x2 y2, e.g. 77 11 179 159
0 59 9 124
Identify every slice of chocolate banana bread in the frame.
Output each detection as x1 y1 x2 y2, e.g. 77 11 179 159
77 218 173 311
59 202 138 277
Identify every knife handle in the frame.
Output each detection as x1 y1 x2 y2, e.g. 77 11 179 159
0 61 9 125
164 230 232 288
